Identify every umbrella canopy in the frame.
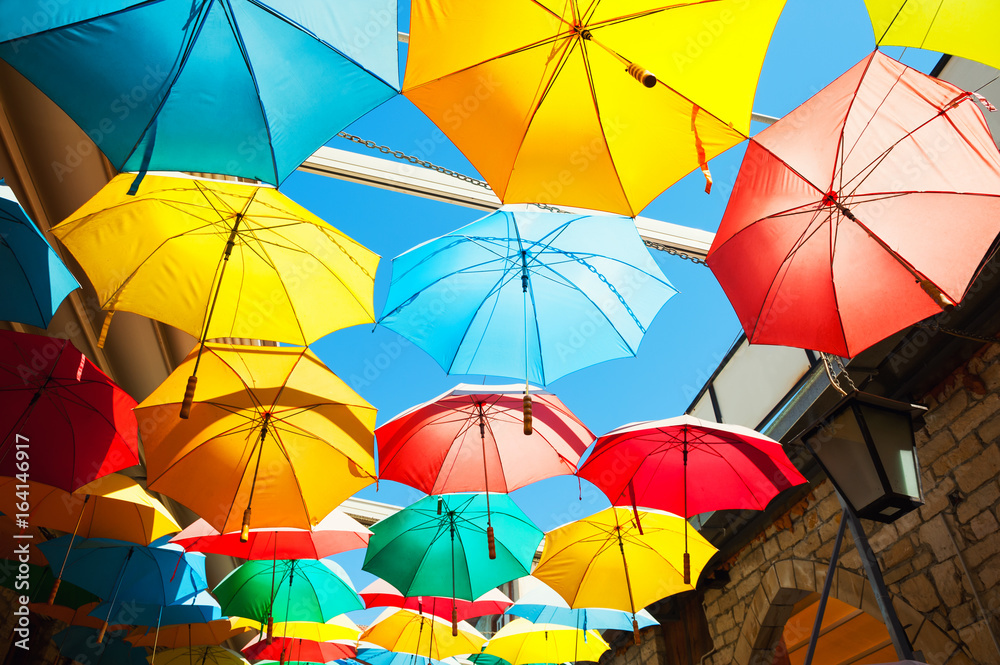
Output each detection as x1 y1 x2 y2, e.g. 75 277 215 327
0 474 180 545
482 618 609 665
505 582 658 631
864 1 1000 71
356 647 451 665
578 415 806 515
213 558 363 625
151 646 250 665
707 50 1000 358
53 626 147 665
0 515 47 564
231 616 361 642
126 619 252 648
89 590 223 627
0 329 139 492
0 562 98 607
0 2 399 185
362 493 542 602
136 343 376 535
359 608 487 660
403 0 786 216
360 578 512 622
30 601 110 630
242 635 357 662
532 508 717 624
380 209 676 386
53 173 379 352
376 384 593 495
37 537 207 633
0 180 78 328
172 508 371 560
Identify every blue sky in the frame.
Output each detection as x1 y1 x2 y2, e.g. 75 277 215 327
276 0 944 605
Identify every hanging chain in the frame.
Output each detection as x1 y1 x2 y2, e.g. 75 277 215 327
337 132 710 265
821 352 857 396
337 131 492 189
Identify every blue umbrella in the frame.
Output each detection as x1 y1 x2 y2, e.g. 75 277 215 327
380 208 677 387
38 536 208 641
0 181 78 328
0 2 399 185
504 583 659 632
52 626 148 665
357 647 454 665
90 590 223 627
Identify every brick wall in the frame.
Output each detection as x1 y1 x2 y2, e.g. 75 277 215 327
605 342 1000 665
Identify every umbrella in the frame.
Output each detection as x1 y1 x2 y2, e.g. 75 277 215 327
532 507 717 642
356 647 450 665
53 173 379 415
213 559 363 637
37 536 208 641
126 619 252 647
379 209 676 419
577 415 806 582
0 515 47 564
505 582 658 631
361 578 512 622
0 329 139 492
376 383 593 555
864 1 1000 71
171 508 371 560
152 646 250 665
135 343 376 537
0 474 180 545
91 590 223 628
0 180 78 328
29 601 110 630
0 561 98 607
0 1 399 185
52 626 147 665
403 0 786 216
362 493 542 633
242 635 357 663
230 616 362 642
359 608 487 660
376 383 593 493
481 618 609 665
706 50 1000 358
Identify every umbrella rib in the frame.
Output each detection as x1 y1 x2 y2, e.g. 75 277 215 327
239 225 309 344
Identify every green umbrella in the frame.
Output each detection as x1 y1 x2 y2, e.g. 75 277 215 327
0 561 99 608
212 559 362 642
362 493 542 634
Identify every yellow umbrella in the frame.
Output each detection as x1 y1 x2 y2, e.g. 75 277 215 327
864 1 1000 71
229 615 362 642
126 619 252 648
359 608 486 660
29 601 111 631
482 618 608 665
52 173 379 416
532 507 716 641
0 475 179 545
403 0 785 216
149 646 249 665
135 343 376 538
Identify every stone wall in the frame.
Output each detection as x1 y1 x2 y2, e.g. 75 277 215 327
610 341 1000 665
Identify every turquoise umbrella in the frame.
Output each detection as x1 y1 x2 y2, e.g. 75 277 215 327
362 493 542 633
0 181 78 328
213 558 363 639
379 208 677 388
0 2 399 185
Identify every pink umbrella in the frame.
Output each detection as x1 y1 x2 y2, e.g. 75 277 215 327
360 578 512 622
170 508 370 559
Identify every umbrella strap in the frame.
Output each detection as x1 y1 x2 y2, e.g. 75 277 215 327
690 106 713 194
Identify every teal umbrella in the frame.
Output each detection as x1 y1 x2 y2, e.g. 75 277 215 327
0 180 79 328
213 558 362 640
362 493 542 633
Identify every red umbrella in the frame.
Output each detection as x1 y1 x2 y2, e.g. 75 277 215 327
377 383 593 494
377 383 592 558
242 635 356 663
170 508 371 559
577 414 806 582
360 578 512 622
707 50 1000 358
0 330 138 491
